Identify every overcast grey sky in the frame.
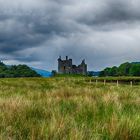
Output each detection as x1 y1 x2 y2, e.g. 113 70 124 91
0 0 140 71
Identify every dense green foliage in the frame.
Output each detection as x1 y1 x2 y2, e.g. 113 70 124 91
0 78 139 139
100 62 140 77
0 62 40 78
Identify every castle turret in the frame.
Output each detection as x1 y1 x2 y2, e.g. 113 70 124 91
58 56 61 60
58 56 62 73
81 59 87 75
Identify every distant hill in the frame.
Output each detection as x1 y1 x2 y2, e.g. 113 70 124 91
0 62 40 78
31 68 52 78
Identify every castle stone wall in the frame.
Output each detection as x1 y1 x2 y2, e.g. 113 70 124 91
58 56 87 75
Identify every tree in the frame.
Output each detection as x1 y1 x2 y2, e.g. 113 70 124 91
99 62 140 77
129 64 140 76
0 62 41 78
118 62 131 76
104 68 112 76
110 66 118 76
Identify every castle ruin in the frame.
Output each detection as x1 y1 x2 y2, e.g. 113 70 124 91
58 56 87 75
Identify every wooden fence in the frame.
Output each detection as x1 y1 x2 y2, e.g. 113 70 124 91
56 77 140 86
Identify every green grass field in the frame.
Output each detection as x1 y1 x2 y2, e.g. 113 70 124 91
0 77 140 140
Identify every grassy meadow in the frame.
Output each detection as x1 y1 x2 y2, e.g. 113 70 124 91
0 77 140 140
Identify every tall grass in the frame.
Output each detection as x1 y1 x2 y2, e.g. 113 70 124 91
0 78 139 140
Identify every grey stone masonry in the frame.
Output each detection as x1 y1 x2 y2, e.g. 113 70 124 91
58 56 87 75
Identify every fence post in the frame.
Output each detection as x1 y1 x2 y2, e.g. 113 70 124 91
130 81 133 87
96 79 98 86
104 80 106 86
90 79 92 84
117 80 119 87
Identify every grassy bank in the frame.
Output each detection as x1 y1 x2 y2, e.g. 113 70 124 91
0 78 139 140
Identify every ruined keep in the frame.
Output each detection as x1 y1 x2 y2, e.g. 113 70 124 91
58 56 87 75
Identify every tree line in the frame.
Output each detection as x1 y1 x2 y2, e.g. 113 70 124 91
0 62 40 78
99 62 140 77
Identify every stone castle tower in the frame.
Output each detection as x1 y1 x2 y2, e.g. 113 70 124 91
58 56 87 75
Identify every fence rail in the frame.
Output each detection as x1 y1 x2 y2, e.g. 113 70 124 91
55 77 140 86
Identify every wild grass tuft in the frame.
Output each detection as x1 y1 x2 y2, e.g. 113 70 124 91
0 78 139 140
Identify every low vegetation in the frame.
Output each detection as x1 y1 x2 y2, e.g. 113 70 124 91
0 77 139 140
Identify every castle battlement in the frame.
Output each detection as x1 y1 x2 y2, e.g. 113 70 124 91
58 56 87 75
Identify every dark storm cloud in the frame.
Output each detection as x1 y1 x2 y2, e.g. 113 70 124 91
1 0 140 70
76 0 140 26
